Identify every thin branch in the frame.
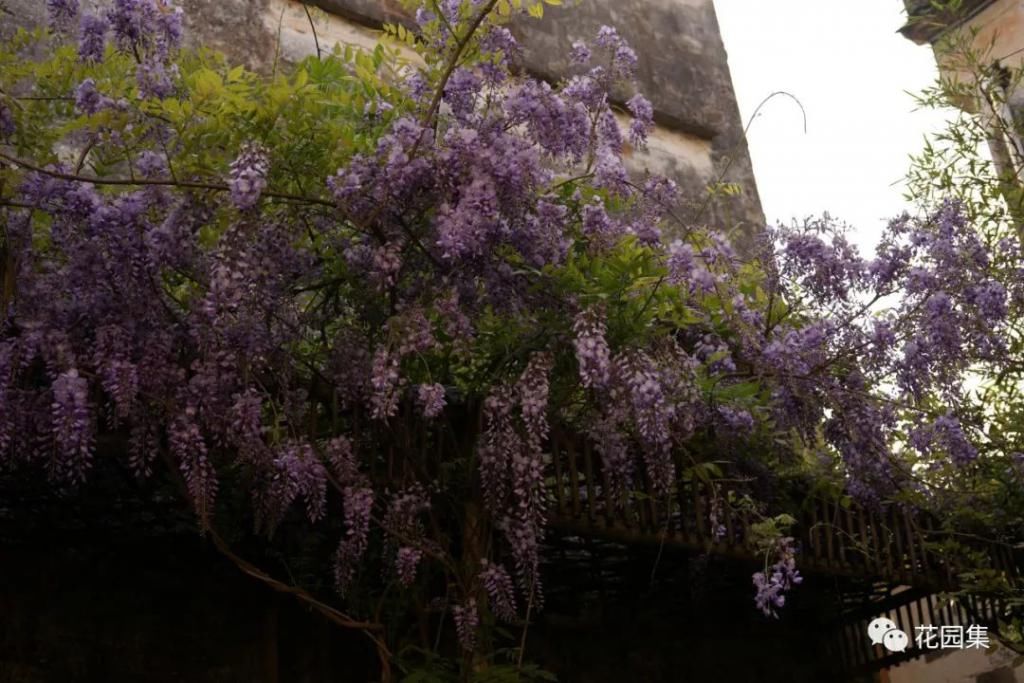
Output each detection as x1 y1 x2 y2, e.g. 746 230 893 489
691 90 806 227
516 579 535 671
420 0 499 135
12 95 74 102
153 443 393 678
546 172 594 194
272 5 286 79
207 527 383 632
0 151 336 207
353 0 500 244
74 139 96 175
428 0 458 41
0 199 35 210
302 3 323 60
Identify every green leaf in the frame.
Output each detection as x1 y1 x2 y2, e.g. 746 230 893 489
192 68 224 97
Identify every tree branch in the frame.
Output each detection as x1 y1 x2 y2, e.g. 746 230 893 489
420 0 500 134
0 151 336 208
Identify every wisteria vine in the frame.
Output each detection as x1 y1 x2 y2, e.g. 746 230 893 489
1 0 1022 668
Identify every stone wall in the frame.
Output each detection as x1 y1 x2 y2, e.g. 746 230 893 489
2 0 764 244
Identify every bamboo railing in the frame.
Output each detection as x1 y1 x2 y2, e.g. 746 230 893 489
545 430 1021 590
545 429 1023 675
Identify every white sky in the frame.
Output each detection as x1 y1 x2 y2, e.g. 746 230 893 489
714 1 955 252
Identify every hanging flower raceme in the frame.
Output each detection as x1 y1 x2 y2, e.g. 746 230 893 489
50 369 93 484
334 486 374 596
573 307 612 390
480 560 518 622
228 143 270 210
753 537 803 618
257 440 329 532
614 351 676 494
452 598 479 651
626 94 654 148
47 0 79 32
78 13 109 62
170 406 217 523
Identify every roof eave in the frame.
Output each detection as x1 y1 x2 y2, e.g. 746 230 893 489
899 0 998 45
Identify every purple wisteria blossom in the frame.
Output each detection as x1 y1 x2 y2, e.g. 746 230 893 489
74 78 107 114
708 496 727 542
480 560 518 622
593 26 638 80
479 392 517 511
108 0 180 56
228 143 270 210
573 308 612 389
589 413 633 497
452 598 479 651
50 369 92 484
259 441 328 531
395 546 422 587
47 0 79 32
136 150 168 178
370 348 403 420
334 486 373 595
627 93 654 147
416 383 446 419
753 537 803 618
717 406 754 434
170 407 217 522
78 13 109 62
0 104 14 141
910 414 979 466
136 58 178 98
569 40 591 65
615 352 675 493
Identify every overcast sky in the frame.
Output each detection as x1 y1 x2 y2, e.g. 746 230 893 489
714 1 955 251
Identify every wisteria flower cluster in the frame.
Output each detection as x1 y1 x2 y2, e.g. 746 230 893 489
753 537 803 618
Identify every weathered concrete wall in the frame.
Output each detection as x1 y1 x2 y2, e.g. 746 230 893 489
507 0 763 242
2 0 764 241
962 0 1024 69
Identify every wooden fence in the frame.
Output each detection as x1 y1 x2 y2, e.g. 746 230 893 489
546 430 1021 591
545 429 1022 676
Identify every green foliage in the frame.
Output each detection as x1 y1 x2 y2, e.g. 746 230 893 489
0 27 413 203
748 513 796 553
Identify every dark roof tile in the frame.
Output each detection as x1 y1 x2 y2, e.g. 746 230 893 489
899 0 996 44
